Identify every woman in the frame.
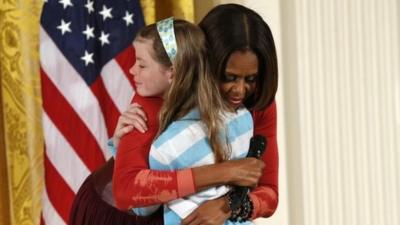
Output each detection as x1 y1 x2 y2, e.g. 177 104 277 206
113 4 278 224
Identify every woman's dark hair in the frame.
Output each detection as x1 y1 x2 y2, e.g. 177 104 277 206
199 4 278 110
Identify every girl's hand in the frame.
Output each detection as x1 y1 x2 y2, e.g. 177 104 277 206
224 158 265 187
181 197 230 225
192 157 264 191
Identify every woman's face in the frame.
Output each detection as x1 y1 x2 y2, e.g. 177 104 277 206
220 50 258 110
129 39 172 97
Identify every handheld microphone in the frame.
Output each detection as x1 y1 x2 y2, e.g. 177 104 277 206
246 135 267 158
230 135 267 209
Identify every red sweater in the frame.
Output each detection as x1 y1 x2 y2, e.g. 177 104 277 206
113 94 278 218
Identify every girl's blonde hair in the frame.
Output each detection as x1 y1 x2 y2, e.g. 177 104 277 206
136 19 228 162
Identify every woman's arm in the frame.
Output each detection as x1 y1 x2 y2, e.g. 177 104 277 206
113 95 187 210
249 100 279 218
113 131 263 210
112 95 264 210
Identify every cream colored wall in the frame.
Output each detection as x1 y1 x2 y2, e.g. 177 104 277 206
281 0 400 225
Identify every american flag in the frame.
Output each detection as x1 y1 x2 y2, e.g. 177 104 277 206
39 0 144 224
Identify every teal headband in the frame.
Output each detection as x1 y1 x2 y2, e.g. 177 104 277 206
156 17 178 62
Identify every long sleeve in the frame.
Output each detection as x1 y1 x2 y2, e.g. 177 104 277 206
112 95 195 210
249 100 279 218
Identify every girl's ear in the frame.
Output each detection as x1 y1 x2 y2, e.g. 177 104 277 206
166 66 174 84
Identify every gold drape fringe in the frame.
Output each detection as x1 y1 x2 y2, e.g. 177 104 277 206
0 0 44 225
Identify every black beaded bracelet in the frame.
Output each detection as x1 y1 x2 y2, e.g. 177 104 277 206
227 191 242 221
228 191 254 222
238 194 254 221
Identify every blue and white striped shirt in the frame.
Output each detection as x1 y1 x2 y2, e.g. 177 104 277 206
134 107 254 225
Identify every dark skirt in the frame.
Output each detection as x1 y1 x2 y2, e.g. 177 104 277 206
68 159 163 225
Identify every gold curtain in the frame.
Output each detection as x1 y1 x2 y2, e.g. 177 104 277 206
0 0 44 225
0 1 194 225
0 66 11 225
140 0 194 24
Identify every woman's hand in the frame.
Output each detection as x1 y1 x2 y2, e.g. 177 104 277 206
181 197 230 225
112 103 148 147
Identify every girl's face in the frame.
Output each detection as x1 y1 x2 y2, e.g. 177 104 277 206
130 39 172 97
220 50 259 110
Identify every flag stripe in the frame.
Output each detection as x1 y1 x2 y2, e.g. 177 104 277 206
41 68 106 171
44 154 75 223
42 190 66 225
115 46 136 87
40 27 109 158
90 77 121 138
101 59 134 113
43 111 91 193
